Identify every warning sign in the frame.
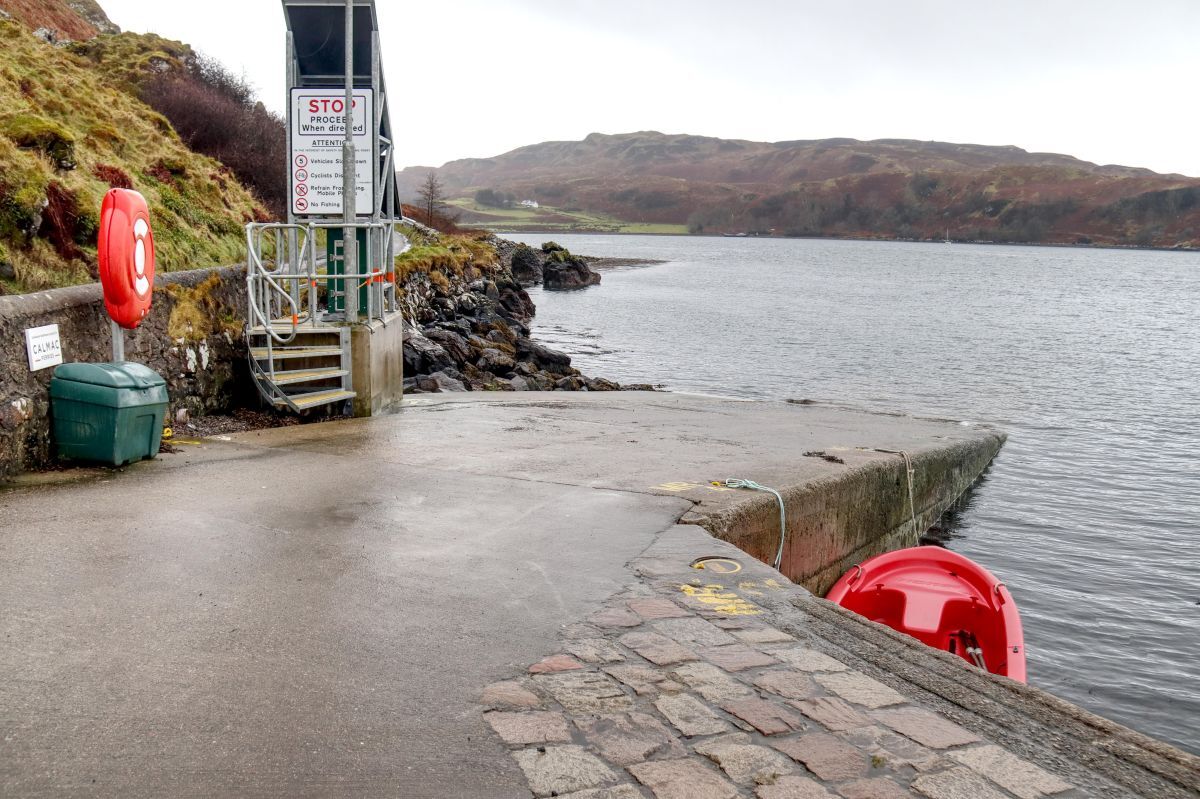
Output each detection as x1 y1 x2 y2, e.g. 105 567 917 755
290 89 374 216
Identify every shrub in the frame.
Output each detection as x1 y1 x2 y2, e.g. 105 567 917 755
541 241 565 254
92 163 132 189
140 55 286 218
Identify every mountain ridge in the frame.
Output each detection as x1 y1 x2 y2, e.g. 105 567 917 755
398 131 1200 247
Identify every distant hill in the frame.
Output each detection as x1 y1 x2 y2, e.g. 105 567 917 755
398 132 1200 247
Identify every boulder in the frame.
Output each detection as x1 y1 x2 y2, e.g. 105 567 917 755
417 371 467 393
555 376 586 391
404 333 453 375
424 328 473 365
586 377 621 391
517 339 573 374
510 244 544 286
476 348 516 375
456 293 479 315
543 259 601 290
431 319 473 337
509 376 531 391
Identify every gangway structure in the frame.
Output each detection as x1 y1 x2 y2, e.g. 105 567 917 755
245 0 407 415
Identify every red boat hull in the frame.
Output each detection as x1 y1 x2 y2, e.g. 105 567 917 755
826 546 1026 683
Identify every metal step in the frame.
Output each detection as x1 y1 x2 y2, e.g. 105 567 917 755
251 346 343 361
270 367 350 386
277 388 356 411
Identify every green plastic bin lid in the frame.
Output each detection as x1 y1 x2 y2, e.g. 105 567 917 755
52 362 166 389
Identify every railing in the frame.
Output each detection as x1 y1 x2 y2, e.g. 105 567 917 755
245 220 410 342
244 220 410 407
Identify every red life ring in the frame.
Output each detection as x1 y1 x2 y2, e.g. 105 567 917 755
98 188 156 329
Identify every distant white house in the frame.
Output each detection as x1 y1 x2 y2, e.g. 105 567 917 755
519 199 540 209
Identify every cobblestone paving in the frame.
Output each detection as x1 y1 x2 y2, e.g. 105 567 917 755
481 581 1080 799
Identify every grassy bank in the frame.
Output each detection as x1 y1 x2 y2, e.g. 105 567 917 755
0 20 265 293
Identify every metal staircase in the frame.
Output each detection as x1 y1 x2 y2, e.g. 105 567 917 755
246 0 410 415
244 221 407 413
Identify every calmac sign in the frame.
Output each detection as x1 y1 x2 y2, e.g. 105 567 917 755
290 90 374 216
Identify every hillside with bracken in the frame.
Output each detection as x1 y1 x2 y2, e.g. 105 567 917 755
398 132 1200 247
0 0 282 294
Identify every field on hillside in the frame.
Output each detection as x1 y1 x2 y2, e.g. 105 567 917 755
446 198 686 235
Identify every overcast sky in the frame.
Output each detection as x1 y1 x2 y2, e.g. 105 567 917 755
99 0 1200 176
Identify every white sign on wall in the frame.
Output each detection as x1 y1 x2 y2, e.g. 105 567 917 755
25 324 63 371
290 90 374 216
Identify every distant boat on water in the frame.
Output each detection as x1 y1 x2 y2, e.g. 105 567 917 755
943 229 952 244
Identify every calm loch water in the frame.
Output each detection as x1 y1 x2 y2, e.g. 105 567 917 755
511 232 1200 754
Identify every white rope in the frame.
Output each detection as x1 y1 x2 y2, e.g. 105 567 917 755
723 479 787 570
867 449 918 535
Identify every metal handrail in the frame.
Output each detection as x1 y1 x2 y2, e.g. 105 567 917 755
245 221 407 345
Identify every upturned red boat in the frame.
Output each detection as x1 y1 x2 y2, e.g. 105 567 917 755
826 546 1026 683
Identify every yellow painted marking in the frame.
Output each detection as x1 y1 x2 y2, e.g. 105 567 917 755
654 481 702 492
678 583 762 616
738 580 766 597
692 558 742 574
763 578 786 591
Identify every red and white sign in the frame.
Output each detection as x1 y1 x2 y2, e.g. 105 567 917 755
290 89 373 216
98 189 155 329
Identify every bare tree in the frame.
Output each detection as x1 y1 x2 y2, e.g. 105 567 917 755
417 171 449 226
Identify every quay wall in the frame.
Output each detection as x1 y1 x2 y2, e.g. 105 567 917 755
685 434 1006 594
0 265 250 478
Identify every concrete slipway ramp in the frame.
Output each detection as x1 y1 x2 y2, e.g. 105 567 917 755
0 393 1195 798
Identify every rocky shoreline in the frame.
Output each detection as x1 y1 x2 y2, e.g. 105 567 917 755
402 236 650 394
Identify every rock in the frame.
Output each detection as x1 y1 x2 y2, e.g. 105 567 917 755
511 244 544 286
486 327 517 346
525 371 557 391
416 371 467 393
543 258 601 290
477 349 516 375
555 376 585 391
509 376 531 391
403 333 453 376
586 377 621 391
431 319 473 337
456 293 478 314
500 286 535 320
424 328 473 365
518 339 573 374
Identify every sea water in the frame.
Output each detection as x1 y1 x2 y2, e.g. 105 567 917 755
510 232 1200 754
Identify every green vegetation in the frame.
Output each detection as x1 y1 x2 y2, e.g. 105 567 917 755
0 19 264 293
393 229 499 289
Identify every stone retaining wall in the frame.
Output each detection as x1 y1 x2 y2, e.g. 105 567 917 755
685 435 1006 595
0 265 251 478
